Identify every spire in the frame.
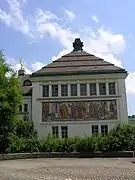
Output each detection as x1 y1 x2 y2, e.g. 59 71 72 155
73 38 83 52
18 58 25 76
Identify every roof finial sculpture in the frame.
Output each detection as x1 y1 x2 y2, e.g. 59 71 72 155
18 58 25 76
20 58 24 69
73 38 83 52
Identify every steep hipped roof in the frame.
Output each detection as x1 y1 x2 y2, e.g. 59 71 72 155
31 38 127 77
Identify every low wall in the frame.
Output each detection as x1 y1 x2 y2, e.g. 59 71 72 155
0 151 134 160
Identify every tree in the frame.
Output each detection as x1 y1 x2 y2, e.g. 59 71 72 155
0 50 22 153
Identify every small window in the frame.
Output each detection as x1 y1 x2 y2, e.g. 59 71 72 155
109 82 116 95
80 84 87 96
23 80 32 86
52 85 58 97
52 126 59 138
19 105 22 112
92 125 98 135
71 84 77 96
61 84 68 96
23 115 28 121
24 104 28 112
61 126 68 138
99 83 106 95
90 83 96 95
43 85 49 97
101 125 108 136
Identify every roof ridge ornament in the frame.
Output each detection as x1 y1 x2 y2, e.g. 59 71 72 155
73 38 83 52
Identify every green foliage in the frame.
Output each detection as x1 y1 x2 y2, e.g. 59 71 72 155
0 50 22 153
7 134 41 153
6 123 135 153
14 120 37 138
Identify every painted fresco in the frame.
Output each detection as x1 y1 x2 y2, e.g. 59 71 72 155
42 100 117 121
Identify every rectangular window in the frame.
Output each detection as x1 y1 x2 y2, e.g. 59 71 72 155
101 125 108 136
71 84 77 96
92 125 99 135
80 84 87 96
61 126 68 138
99 83 106 95
24 104 28 112
43 85 49 97
23 115 28 121
89 83 97 95
61 84 68 96
19 105 22 112
52 126 59 138
52 85 58 97
109 82 116 95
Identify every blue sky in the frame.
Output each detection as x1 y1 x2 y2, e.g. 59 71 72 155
0 0 135 115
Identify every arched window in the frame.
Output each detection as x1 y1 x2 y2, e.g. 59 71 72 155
23 80 32 86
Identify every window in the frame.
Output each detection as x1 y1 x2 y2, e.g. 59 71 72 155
71 84 77 96
23 115 28 121
24 104 28 112
99 83 106 95
61 126 68 138
109 82 116 95
89 83 96 95
80 84 87 96
61 84 68 96
101 125 108 136
52 126 59 138
23 80 32 86
19 105 22 112
43 85 49 97
92 125 98 135
52 85 58 97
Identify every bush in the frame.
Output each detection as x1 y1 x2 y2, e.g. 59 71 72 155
7 134 41 153
7 123 135 153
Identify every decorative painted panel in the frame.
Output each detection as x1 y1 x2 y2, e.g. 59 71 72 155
42 100 117 121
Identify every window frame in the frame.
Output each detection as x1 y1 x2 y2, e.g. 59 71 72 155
24 104 28 112
52 85 58 97
101 125 108 136
61 126 68 138
109 82 116 95
19 105 22 112
92 125 99 135
99 82 106 95
43 85 49 97
70 84 77 96
52 126 59 138
61 84 68 97
80 83 87 96
89 83 97 95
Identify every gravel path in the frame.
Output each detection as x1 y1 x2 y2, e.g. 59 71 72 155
0 158 135 179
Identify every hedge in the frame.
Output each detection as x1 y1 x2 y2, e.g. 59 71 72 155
6 123 135 153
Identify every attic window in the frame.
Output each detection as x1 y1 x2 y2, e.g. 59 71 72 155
23 80 32 86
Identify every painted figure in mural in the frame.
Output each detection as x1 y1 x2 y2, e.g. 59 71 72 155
109 101 117 119
77 102 87 119
59 103 68 119
42 103 49 121
70 103 77 119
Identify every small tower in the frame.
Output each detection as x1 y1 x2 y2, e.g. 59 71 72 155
18 58 25 76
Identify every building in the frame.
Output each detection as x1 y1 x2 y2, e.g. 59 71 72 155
18 38 128 138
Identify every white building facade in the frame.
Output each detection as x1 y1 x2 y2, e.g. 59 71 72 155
19 38 128 138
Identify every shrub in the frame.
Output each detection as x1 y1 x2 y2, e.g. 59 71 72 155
7 123 135 153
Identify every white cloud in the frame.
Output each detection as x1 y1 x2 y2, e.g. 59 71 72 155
91 15 99 23
0 0 31 35
126 72 135 94
31 61 44 71
1 1 135 95
64 10 75 21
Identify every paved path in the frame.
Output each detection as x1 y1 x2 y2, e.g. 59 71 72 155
0 158 135 179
